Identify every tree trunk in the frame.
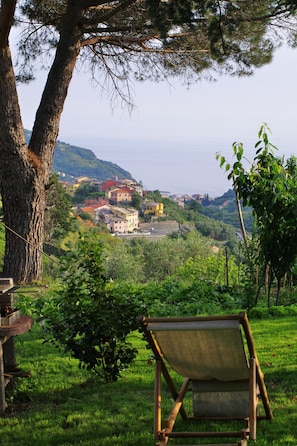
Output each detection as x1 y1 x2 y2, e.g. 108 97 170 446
0 44 46 283
275 276 281 306
1 170 46 283
0 36 40 283
0 1 82 283
232 180 256 281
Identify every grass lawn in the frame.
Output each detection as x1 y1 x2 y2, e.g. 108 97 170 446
0 315 297 445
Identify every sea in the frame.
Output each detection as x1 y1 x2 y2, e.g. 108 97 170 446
70 136 235 199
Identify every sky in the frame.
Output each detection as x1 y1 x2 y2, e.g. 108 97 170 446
16 45 297 197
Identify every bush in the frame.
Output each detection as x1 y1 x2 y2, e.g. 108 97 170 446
248 304 297 319
41 234 144 383
141 277 241 317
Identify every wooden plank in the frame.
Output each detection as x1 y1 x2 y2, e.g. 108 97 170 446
0 315 34 337
0 315 34 413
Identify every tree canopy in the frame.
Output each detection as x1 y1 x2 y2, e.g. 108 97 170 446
1 1 297 282
14 1 297 88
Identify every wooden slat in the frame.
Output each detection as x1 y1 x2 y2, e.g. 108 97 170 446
167 430 244 438
143 314 243 324
159 443 245 446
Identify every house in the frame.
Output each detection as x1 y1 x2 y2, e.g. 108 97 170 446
110 206 139 232
143 202 164 217
192 193 206 202
102 213 128 234
94 205 112 223
78 198 110 222
120 180 143 197
107 186 135 204
96 205 138 233
76 176 90 184
170 195 185 208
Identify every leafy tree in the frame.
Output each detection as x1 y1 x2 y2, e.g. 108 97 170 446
1 2 297 283
125 237 182 281
125 230 213 282
200 204 254 233
42 234 142 382
44 173 75 243
161 197 186 223
195 216 237 241
145 190 163 203
104 240 144 282
78 211 94 222
186 200 202 213
175 250 240 287
72 182 101 205
131 192 142 210
219 125 297 305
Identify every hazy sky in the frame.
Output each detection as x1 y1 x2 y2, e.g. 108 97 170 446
16 45 297 196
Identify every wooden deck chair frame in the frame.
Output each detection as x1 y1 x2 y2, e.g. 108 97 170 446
140 313 272 446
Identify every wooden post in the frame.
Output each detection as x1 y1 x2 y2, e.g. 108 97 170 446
3 336 17 371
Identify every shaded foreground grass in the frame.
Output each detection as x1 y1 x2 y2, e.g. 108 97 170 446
0 316 297 445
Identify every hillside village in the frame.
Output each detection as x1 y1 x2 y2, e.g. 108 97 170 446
44 134 242 235
69 176 211 235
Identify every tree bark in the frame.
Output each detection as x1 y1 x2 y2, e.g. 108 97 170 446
0 37 39 282
0 1 82 283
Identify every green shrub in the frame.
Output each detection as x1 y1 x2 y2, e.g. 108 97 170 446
40 234 144 383
248 306 269 319
140 277 241 317
248 304 297 319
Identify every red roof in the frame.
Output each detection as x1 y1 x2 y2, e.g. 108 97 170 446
102 180 118 192
84 198 109 209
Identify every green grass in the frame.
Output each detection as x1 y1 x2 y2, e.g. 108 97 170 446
0 316 297 445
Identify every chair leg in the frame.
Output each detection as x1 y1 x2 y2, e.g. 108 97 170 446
154 360 162 440
249 357 257 440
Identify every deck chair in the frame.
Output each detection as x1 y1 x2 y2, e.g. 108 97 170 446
140 313 272 446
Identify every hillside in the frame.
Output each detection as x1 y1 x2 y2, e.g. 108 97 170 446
199 189 254 232
24 129 133 182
